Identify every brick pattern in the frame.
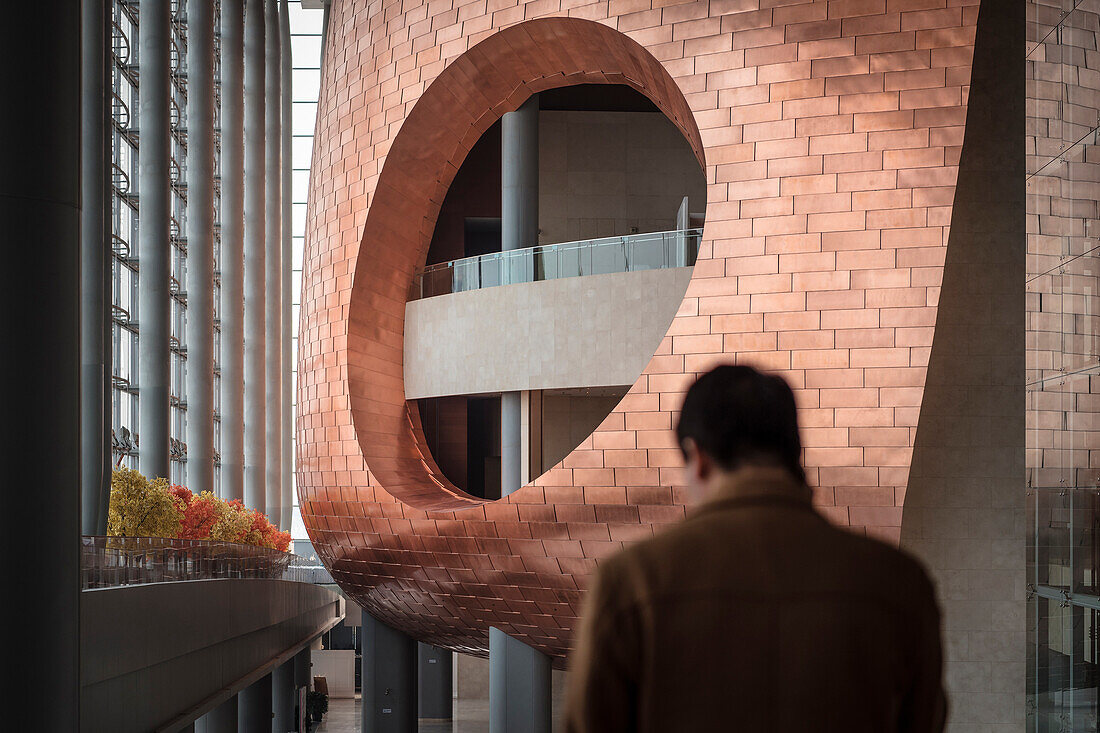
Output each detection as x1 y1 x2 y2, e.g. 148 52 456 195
298 0 977 660
1027 1 1100 492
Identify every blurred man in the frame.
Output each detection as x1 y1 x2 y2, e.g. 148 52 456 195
564 365 946 732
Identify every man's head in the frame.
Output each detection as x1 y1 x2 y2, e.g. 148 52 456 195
675 365 804 501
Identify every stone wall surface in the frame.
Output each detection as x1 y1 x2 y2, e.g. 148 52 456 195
298 0 982 668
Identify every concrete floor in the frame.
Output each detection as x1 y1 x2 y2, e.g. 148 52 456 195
315 695 564 732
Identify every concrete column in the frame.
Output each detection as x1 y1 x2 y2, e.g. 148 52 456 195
0 7 81 729
264 0 283 526
279 0 294 533
185 0 216 494
501 391 522 496
243 0 266 513
362 611 417 733
499 94 538 498
489 628 551 733
239 673 272 733
418 643 453 720
137 0 172 480
293 646 312 690
81 0 111 534
196 696 237 733
272 658 295 733
219 0 245 502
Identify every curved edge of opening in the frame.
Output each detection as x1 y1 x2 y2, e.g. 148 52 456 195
347 16 705 511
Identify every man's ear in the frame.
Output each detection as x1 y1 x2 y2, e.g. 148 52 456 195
683 438 712 483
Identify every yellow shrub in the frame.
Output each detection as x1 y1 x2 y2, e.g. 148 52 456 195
107 466 184 538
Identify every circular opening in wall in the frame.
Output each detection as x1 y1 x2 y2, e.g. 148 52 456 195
410 83 707 500
346 17 707 511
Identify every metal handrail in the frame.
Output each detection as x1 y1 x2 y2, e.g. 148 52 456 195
81 536 314 589
411 228 702 300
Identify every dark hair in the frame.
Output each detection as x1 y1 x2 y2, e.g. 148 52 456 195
675 365 805 483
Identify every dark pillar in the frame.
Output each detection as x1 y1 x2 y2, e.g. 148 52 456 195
81 0 111 534
272 658 295 733
489 627 551 733
0 8 81 730
197 695 237 733
418 643 453 720
185 0 216 494
243 0 267 513
219 0 245 501
137 0 172 480
293 646 312 689
264 0 283 525
362 611 417 733
239 673 272 733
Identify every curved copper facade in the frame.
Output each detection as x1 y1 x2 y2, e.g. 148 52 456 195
299 0 978 661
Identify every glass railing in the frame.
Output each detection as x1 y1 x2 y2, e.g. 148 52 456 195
80 535 315 589
410 228 703 300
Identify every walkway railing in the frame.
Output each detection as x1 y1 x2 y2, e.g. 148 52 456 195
411 228 703 300
80 536 314 589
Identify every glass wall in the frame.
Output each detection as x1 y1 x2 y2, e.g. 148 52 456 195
1027 0 1100 729
288 1 324 556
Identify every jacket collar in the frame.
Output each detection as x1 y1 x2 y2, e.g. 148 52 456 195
692 465 814 516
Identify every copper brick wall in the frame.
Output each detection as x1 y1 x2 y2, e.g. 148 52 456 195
297 0 981 663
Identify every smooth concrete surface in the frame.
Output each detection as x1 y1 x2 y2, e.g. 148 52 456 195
196 695 237 733
137 0 172 480
184 0 216 494
81 0 112 535
488 628 550 733
899 0 1026 729
239 673 272 733
219 0 246 502
500 95 538 496
273 658 296 733
404 267 693 398
538 110 706 245
264 0 284 526
418 644 453 720
0 6 81 729
313 649 357 698
315 697 565 732
243 0 266 513
362 612 417 733
80 580 343 732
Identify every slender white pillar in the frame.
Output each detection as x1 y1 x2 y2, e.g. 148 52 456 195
264 0 283 526
184 0 216 493
137 0 172 480
243 0 266 513
219 0 245 502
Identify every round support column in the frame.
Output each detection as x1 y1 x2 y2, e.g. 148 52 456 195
499 94 539 498
219 0 246 501
243 0 266 513
81 0 111 534
264 0 283 526
1 7 82 729
184 0 216 493
238 673 272 732
137 0 172 480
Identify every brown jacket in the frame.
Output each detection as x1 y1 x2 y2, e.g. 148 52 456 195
564 467 946 733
